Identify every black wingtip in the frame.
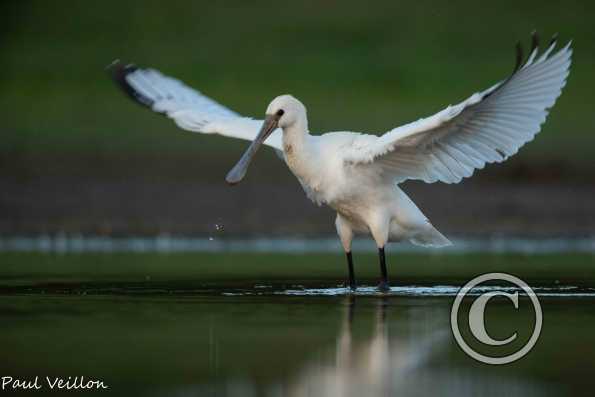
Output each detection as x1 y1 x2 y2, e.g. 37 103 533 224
549 33 559 48
530 30 540 54
483 32 543 101
514 41 524 72
106 59 153 108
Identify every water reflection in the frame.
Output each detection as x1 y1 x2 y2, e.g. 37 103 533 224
277 296 555 397
283 296 445 397
0 294 584 396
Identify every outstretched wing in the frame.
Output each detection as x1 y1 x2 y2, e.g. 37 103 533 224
344 33 572 184
108 61 282 151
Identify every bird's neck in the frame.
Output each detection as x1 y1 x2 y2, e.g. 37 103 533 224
282 119 323 195
281 118 309 154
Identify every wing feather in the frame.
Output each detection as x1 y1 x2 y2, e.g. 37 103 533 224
343 33 572 184
108 61 282 151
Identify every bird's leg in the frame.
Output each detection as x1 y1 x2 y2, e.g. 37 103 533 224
336 214 356 291
377 247 390 292
368 215 390 292
346 251 356 291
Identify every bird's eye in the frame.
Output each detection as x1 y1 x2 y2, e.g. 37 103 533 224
276 109 284 116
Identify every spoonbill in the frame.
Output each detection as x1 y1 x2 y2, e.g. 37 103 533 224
109 33 571 291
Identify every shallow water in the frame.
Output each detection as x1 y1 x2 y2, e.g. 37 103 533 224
263 284 595 297
1 249 594 396
1 290 594 397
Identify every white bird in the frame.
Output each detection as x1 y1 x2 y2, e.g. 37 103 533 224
109 33 572 291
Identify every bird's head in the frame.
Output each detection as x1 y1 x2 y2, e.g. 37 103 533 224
265 94 307 129
225 94 306 185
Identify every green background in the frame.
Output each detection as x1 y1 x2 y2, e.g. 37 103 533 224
2 0 593 182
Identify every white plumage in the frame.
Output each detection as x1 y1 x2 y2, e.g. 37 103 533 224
344 40 572 184
112 64 284 151
110 33 572 290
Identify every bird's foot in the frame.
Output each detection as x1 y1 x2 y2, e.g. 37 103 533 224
377 281 390 293
345 281 357 292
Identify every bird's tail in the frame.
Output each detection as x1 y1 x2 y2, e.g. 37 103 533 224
409 224 452 248
391 186 452 248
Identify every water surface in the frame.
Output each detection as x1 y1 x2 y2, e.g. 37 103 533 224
1 291 594 396
1 250 594 396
